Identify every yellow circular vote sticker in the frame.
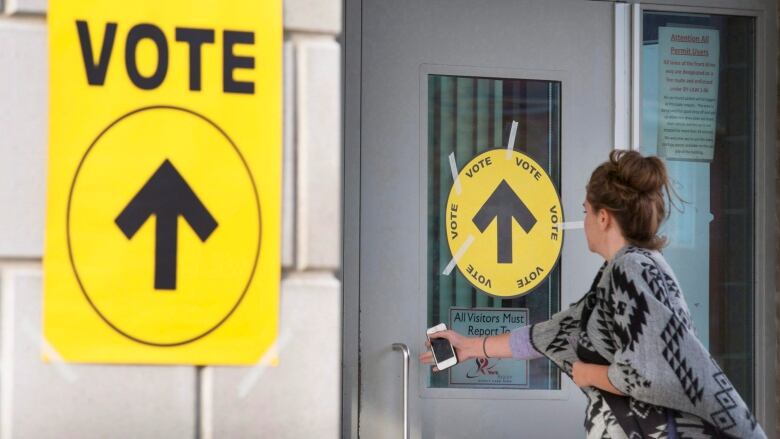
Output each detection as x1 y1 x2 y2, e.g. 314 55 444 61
446 149 562 297
67 106 261 346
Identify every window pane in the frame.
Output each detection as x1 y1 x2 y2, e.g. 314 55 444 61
426 74 561 389
641 11 756 407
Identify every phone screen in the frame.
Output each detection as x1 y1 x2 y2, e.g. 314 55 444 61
431 338 455 362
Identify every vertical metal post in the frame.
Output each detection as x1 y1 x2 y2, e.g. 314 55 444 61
630 3 642 150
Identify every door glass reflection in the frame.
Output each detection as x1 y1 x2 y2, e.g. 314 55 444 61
640 11 756 407
426 74 562 389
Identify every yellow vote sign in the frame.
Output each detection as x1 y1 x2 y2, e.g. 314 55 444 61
446 149 562 297
44 0 281 364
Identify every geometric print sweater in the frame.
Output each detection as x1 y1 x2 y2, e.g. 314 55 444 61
529 245 767 438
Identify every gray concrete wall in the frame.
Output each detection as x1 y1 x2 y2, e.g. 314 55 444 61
0 0 342 437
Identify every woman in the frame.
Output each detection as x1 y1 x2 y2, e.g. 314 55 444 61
421 150 766 438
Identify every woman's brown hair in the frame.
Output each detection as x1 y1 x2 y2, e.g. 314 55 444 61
586 150 676 250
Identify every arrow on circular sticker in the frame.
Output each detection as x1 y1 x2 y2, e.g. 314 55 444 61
115 159 218 290
471 179 537 264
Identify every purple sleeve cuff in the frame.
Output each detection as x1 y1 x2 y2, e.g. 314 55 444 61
509 325 544 360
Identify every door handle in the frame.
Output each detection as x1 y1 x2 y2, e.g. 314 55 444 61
392 343 410 439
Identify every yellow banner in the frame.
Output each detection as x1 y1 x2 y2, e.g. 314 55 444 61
44 0 281 365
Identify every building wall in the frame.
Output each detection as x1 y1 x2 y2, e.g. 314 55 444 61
0 0 342 437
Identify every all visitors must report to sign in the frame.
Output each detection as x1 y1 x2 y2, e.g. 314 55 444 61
44 0 282 365
449 308 529 388
657 26 720 161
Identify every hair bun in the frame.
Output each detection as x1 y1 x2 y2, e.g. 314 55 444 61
586 149 678 250
610 150 668 195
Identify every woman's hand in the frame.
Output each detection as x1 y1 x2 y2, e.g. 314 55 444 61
572 361 626 396
418 330 480 371
572 361 594 387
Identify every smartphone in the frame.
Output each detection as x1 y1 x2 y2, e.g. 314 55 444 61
426 323 458 371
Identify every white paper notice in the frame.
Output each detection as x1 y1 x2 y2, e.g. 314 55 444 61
657 27 720 161
448 308 529 388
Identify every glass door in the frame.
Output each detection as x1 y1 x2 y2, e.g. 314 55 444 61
639 8 758 410
347 0 618 437
425 74 562 391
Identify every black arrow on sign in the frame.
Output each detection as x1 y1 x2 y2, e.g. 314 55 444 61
115 159 218 290
472 179 537 264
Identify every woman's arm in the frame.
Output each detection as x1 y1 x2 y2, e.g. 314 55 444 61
419 326 542 369
572 361 626 396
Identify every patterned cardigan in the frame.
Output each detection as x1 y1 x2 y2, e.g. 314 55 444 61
529 245 766 438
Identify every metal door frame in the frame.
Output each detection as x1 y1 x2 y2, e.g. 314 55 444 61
342 0 362 436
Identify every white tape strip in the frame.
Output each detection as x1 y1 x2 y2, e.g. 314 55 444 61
237 331 292 399
553 221 584 230
200 366 214 439
442 235 475 276
505 120 518 158
448 152 461 194
21 317 77 383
